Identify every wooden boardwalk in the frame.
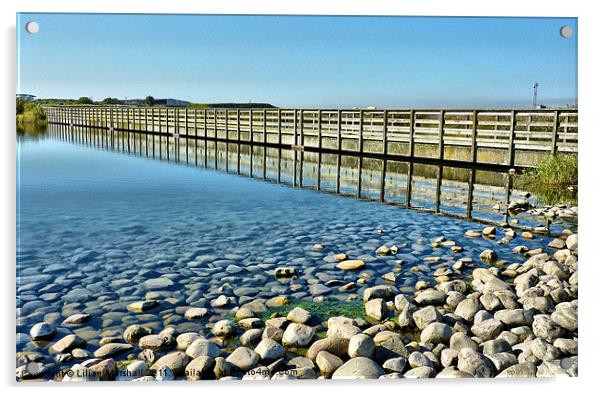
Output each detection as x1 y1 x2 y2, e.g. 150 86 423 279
44 106 578 169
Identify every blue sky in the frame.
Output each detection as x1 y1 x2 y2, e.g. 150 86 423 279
17 14 577 108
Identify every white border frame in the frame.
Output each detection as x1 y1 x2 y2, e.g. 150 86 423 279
3 1 599 394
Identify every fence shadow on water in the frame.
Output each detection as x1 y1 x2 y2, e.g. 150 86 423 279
45 123 549 230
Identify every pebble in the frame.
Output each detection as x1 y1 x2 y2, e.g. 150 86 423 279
50 334 86 354
184 307 208 320
282 323 315 347
332 357 385 379
29 322 56 340
348 334 375 358
336 260 366 270
127 300 158 313
254 338 285 361
225 347 260 371
212 320 237 337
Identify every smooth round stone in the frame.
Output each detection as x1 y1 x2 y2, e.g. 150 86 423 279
71 348 90 359
332 357 385 379
286 307 311 324
123 324 153 343
336 260 365 270
414 289 446 305
212 320 237 337
143 278 175 290
316 351 343 374
62 313 92 325
93 343 134 358
29 322 56 340
254 338 285 361
127 300 158 313
240 329 263 347
125 361 149 379
150 352 190 375
138 334 173 351
282 323 315 347
420 322 453 345
184 307 208 320
382 357 407 373
176 332 202 350
50 334 86 354
404 366 435 378
185 356 214 380
348 334 375 358
186 339 221 358
225 347 260 371
408 351 432 368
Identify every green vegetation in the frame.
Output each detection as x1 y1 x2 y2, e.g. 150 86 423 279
145 96 155 106
101 97 122 105
260 300 365 322
516 153 578 205
77 96 94 104
16 99 47 127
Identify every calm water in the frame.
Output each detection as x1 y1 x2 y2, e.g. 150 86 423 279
16 128 563 376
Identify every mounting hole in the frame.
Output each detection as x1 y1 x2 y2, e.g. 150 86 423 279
560 25 573 38
25 21 40 34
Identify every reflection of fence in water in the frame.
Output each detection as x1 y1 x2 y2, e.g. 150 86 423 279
48 124 530 227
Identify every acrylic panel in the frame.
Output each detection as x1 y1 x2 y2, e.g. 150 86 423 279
16 14 578 382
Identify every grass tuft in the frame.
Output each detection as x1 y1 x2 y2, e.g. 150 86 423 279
516 154 578 206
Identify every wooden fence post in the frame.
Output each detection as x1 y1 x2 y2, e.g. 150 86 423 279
507 110 516 166
470 110 478 163
358 109 364 153
438 110 445 160
382 110 388 155
277 109 282 146
318 110 323 150
249 110 254 143
337 110 343 151
237 109 241 142
408 110 415 158
551 110 560 155
263 109 267 143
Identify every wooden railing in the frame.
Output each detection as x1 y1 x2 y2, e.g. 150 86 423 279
43 106 578 168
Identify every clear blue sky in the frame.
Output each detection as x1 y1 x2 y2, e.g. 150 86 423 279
17 14 577 108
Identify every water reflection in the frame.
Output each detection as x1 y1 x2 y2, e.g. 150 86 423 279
17 123 49 139
43 123 559 230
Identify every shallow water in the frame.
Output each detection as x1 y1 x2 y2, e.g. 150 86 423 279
16 129 565 376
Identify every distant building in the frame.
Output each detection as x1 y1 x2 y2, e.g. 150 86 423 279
125 98 190 107
155 98 190 107
16 93 36 101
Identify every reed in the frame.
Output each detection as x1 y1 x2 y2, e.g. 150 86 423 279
516 153 578 205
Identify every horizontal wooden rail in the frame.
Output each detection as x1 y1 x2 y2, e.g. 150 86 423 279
42 106 578 168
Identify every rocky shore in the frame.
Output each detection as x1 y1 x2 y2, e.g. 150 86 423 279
17 223 578 381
